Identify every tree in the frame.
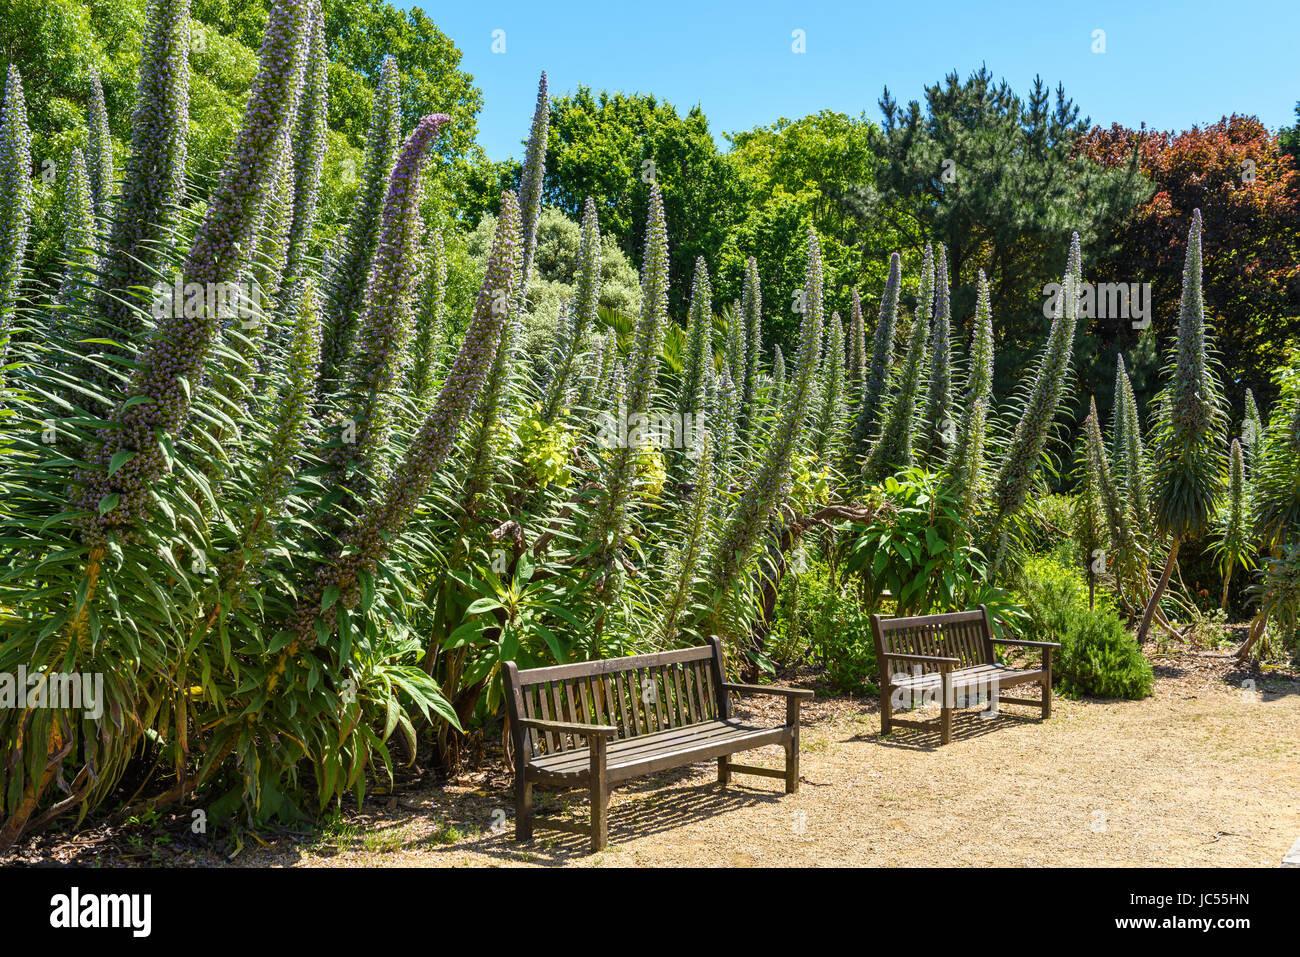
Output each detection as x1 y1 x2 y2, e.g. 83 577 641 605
857 68 1151 400
1079 115 1300 413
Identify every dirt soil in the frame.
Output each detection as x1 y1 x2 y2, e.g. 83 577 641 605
7 651 1299 867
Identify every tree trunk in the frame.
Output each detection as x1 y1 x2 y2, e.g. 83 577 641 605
1137 538 1180 644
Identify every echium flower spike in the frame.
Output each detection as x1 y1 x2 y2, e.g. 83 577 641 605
1242 388 1263 472
57 148 98 308
517 71 549 294
656 429 715 646
848 252 901 461
1149 208 1226 541
0 65 32 368
320 55 401 385
707 229 824 599
345 112 452 489
257 278 322 515
923 244 953 460
771 344 785 409
541 197 601 423
943 271 995 481
1118 359 1149 528
409 228 447 405
75 0 311 539
85 68 115 226
679 257 713 416
1109 353 1131 488
291 191 523 642
863 245 932 484
812 309 845 462
846 287 866 398
1215 437 1250 609
739 255 762 432
627 184 669 415
725 301 745 390
98 0 190 343
990 233 1082 534
709 368 738 480
284 0 329 283
949 399 986 538
1084 396 1134 561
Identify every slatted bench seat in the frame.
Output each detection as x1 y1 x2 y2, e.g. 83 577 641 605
871 605 1059 745
503 636 812 852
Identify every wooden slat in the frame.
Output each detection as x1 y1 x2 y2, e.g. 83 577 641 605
682 662 700 723
537 685 558 754
515 644 714 685
521 684 539 756
608 673 630 739
624 671 643 736
670 664 687 728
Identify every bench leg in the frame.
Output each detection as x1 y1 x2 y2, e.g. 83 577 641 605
717 756 730 786
515 775 533 842
589 736 608 853
940 670 952 745
785 697 800 794
1042 650 1053 719
879 682 893 735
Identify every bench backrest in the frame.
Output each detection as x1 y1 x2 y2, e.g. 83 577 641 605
871 605 994 675
503 638 730 760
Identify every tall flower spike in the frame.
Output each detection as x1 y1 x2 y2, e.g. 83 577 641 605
85 68 115 227
923 244 953 460
739 255 762 432
846 287 866 398
864 245 932 483
98 0 191 343
291 192 523 642
57 148 98 308
541 197 601 423
1149 208 1226 540
725 300 745 391
320 55 401 385
990 233 1081 534
1242 388 1263 472
1215 437 1250 610
627 184 669 415
708 229 824 599
517 71 549 295
285 0 329 284
679 257 713 416
812 309 845 461
656 429 715 646
345 112 452 490
76 0 311 538
943 270 995 479
849 252 902 460
1109 353 1131 487
1117 357 1149 527
0 65 32 367
409 228 447 405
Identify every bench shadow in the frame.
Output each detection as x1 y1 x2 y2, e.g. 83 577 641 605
418 764 786 864
858 707 1044 751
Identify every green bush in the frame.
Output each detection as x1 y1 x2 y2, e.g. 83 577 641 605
1057 606 1154 699
1015 555 1152 699
768 556 878 695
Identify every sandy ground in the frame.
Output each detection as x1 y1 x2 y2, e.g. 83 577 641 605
8 651 1299 867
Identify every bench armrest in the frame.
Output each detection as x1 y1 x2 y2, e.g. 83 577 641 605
722 683 814 700
517 718 618 738
882 653 960 665
990 638 1061 649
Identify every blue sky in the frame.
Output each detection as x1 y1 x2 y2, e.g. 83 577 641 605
402 0 1300 163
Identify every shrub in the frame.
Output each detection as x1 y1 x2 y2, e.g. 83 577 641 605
1016 554 1092 645
1057 606 1154 699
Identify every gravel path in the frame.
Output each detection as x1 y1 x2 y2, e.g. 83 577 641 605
8 652 1298 867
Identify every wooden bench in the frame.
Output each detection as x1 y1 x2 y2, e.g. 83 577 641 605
871 605 1059 745
503 636 812 852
